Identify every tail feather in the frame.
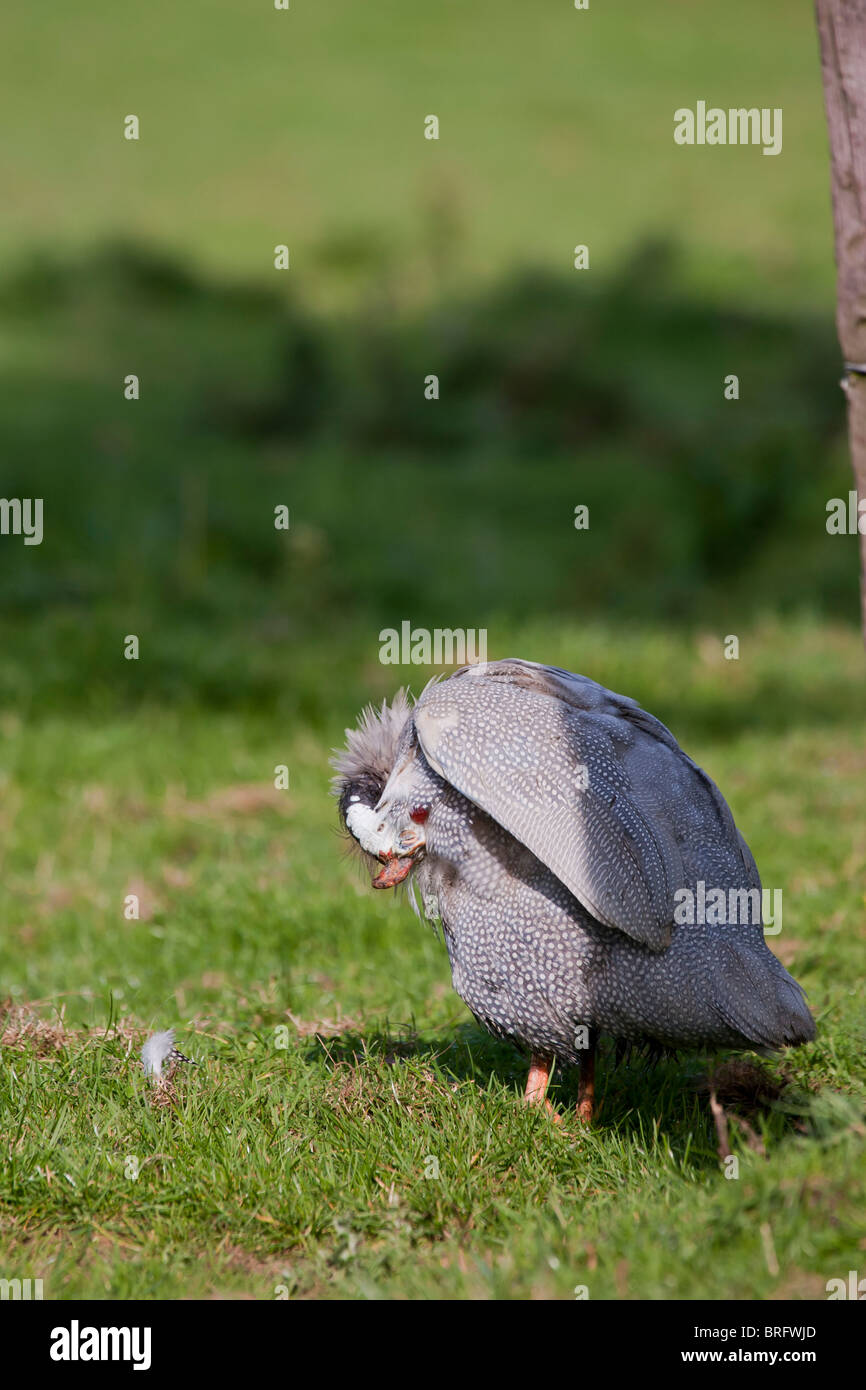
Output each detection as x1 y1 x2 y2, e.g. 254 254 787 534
710 942 815 1050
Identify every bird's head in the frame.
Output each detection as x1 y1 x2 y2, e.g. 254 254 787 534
331 690 428 888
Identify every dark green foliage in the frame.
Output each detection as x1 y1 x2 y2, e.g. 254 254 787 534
0 242 857 718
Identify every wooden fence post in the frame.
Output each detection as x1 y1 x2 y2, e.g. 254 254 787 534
816 0 866 644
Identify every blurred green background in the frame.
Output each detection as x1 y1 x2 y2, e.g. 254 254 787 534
1 1 865 1302
0 0 859 718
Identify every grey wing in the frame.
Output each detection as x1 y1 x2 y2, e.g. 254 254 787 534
413 662 687 951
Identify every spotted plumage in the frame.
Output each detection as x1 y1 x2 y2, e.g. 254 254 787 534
332 660 815 1112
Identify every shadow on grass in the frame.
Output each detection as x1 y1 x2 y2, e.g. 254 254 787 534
0 237 860 719
300 1022 815 1172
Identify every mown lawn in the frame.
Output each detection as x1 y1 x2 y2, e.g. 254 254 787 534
1 620 863 1299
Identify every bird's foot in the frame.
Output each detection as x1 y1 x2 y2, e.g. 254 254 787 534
524 1054 562 1124
576 1033 596 1125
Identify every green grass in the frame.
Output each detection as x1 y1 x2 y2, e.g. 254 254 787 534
0 1 834 312
1 621 864 1299
0 0 861 1305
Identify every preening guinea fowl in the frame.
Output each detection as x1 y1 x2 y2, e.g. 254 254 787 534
332 659 815 1123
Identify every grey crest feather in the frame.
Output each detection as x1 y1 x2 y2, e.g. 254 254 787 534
330 689 413 795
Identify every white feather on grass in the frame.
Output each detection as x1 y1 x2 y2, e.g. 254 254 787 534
141 1028 195 1078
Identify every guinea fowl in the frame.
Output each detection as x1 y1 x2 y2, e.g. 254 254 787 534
332 659 815 1122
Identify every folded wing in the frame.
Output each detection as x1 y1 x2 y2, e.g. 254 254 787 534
414 663 696 950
